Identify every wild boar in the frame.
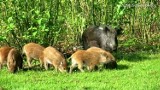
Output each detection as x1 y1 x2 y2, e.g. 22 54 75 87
43 46 67 72
0 46 12 69
22 42 44 68
69 49 112 73
82 25 123 52
7 48 23 73
87 47 117 69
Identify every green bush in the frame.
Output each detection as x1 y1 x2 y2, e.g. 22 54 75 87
0 0 159 52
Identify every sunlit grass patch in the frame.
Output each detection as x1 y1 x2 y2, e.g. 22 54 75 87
0 53 160 90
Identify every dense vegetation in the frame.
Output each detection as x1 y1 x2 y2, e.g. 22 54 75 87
0 0 160 89
0 0 159 52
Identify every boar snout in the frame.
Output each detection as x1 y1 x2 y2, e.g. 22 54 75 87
59 62 67 73
8 67 17 73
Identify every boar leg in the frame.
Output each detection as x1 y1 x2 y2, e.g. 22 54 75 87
39 56 44 67
78 63 84 72
55 66 58 72
53 64 58 72
69 62 78 73
44 61 48 70
0 63 2 69
69 64 77 73
40 59 43 68
18 62 23 70
87 64 95 72
0 59 4 69
69 58 79 73
26 56 32 67
13 67 18 73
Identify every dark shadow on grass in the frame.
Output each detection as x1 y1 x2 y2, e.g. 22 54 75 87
22 64 68 72
116 64 129 70
0 87 7 90
114 44 160 62
67 63 129 73
22 64 44 71
113 51 158 62
101 64 129 70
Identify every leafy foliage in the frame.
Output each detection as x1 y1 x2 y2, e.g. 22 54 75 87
0 0 159 51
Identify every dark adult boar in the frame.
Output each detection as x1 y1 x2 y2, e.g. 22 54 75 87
22 42 45 68
0 46 12 69
82 25 122 52
7 48 23 73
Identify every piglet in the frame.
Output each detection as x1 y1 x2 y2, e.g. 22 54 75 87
0 46 12 69
7 48 23 73
22 42 44 68
43 46 67 72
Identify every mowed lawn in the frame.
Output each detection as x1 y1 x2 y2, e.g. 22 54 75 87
0 52 160 90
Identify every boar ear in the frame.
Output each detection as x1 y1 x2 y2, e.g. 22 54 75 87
104 26 110 31
115 26 123 35
100 53 107 58
102 52 107 56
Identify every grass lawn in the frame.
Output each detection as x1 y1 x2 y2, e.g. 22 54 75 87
0 52 160 90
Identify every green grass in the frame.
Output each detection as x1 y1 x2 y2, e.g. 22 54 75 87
0 52 160 90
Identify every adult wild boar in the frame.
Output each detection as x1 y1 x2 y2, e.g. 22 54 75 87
43 46 67 72
22 42 45 68
0 46 12 69
7 48 23 73
69 48 115 73
82 25 122 52
87 47 117 69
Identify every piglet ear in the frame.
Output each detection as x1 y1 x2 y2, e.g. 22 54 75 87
104 26 110 31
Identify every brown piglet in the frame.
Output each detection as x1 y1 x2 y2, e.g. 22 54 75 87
0 46 12 69
22 42 44 68
7 48 23 73
43 46 67 72
87 47 117 69
69 49 111 73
